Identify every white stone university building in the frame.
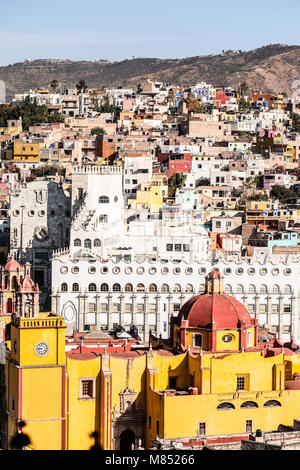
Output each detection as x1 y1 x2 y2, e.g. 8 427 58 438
51 165 300 343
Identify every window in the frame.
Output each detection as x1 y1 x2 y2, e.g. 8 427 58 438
183 244 190 252
161 284 169 293
217 402 235 410
173 284 181 293
173 304 181 312
192 334 202 347
72 266 79 274
101 283 109 292
166 244 173 252
61 283 68 292
72 283 79 292
84 239 92 249
99 215 108 223
137 284 145 292
241 401 258 408
246 420 253 433
88 283 97 292
259 285 267 294
169 377 177 389
94 239 101 247
88 303 96 313
149 284 157 292
264 400 281 407
113 283 121 292
99 196 109 204
199 422 206 435
237 376 246 391
80 379 94 399
284 305 291 313
175 244 182 252
125 283 133 292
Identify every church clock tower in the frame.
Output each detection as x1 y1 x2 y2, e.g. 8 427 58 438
5 309 67 450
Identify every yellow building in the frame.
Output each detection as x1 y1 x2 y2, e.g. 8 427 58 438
128 175 168 213
13 141 40 163
0 120 23 136
3 269 300 450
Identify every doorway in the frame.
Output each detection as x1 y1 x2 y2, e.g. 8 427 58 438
119 430 135 450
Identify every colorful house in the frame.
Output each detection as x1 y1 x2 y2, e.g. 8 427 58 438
2 270 300 450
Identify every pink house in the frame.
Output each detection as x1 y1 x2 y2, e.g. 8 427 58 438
1 173 19 189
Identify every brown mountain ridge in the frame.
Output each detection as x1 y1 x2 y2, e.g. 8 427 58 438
1 44 300 100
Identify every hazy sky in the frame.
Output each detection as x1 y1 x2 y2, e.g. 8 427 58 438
1 0 299 66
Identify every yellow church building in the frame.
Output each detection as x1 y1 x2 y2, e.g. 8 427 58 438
2 267 300 450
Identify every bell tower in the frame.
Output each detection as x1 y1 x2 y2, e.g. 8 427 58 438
205 269 223 294
5 270 67 450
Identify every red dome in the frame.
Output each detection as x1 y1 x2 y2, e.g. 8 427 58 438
209 270 221 279
175 293 253 329
4 256 21 272
20 276 37 292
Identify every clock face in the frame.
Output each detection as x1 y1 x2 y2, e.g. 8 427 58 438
34 342 49 357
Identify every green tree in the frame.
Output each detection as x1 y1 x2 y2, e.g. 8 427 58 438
244 176 259 190
239 81 249 97
0 98 63 130
168 173 187 197
91 127 106 136
50 80 59 93
239 97 251 111
292 113 300 133
76 80 88 94
270 185 293 202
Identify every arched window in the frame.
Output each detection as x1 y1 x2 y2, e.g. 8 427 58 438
161 284 169 293
12 276 18 290
72 283 79 292
94 239 101 247
199 284 205 293
224 284 232 294
217 402 235 410
236 284 244 294
259 285 267 294
84 239 92 249
101 283 109 292
99 196 109 204
125 283 133 292
263 400 281 407
137 283 145 292
240 401 258 408
113 283 121 292
283 285 292 294
271 285 280 294
99 215 108 223
88 283 97 292
173 284 181 293
248 284 256 294
61 283 68 292
185 284 193 293
74 239 81 247
149 284 157 292
6 298 13 314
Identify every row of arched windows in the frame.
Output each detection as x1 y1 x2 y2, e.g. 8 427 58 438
225 285 292 294
74 239 101 248
60 283 195 293
217 400 281 410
